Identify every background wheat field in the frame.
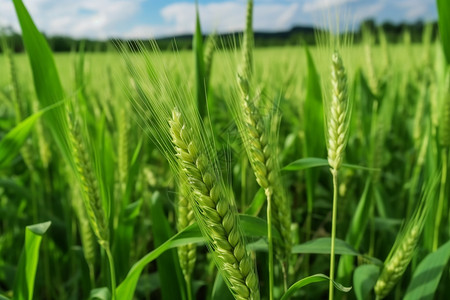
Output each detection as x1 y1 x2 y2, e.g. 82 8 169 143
0 0 449 299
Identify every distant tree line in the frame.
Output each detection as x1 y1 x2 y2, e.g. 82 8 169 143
0 19 439 53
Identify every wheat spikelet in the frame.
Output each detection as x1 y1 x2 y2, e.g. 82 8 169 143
170 109 260 300
69 120 109 247
240 0 253 85
327 51 350 171
374 224 421 299
177 180 197 282
374 175 438 299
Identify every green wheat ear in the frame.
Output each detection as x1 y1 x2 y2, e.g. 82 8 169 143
69 118 109 247
374 176 439 299
327 50 350 172
170 108 260 300
235 0 292 263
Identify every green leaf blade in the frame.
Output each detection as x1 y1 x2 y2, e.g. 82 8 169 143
12 221 51 300
404 240 450 300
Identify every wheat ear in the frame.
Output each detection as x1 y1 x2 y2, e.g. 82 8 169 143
237 0 291 262
170 109 260 300
374 175 437 299
328 51 350 172
374 224 421 299
69 120 109 246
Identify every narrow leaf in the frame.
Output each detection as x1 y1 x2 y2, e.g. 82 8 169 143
12 0 72 166
404 240 450 300
437 0 450 65
280 274 351 300
292 238 359 256
244 188 265 216
150 192 184 300
283 157 379 171
116 214 269 300
13 221 51 300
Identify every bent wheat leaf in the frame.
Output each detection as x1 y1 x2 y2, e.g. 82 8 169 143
280 274 351 300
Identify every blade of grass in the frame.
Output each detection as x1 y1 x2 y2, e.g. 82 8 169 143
437 0 450 65
353 264 380 300
12 0 72 166
283 157 379 171
150 192 185 300
12 221 51 300
404 240 450 300
280 274 351 300
116 214 277 299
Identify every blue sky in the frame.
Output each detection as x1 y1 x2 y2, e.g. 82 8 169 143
0 0 438 39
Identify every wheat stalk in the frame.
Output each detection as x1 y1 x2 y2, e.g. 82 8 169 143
170 108 260 300
236 0 291 264
325 50 351 300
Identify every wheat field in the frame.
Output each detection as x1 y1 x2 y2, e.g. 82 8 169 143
0 0 449 299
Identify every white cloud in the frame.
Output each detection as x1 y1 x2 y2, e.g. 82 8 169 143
303 0 358 13
353 1 386 23
395 0 432 20
1 0 438 39
126 1 302 38
0 0 143 39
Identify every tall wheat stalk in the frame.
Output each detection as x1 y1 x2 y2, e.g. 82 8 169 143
233 1 291 295
326 50 351 300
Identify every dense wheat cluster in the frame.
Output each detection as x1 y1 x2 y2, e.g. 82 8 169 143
0 0 449 300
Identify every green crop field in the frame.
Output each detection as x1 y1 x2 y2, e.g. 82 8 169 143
1 0 449 299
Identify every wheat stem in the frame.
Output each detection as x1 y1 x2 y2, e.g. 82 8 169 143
266 191 274 300
329 169 338 300
105 245 117 300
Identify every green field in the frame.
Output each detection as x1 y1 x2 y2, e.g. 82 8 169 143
1 1 450 300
